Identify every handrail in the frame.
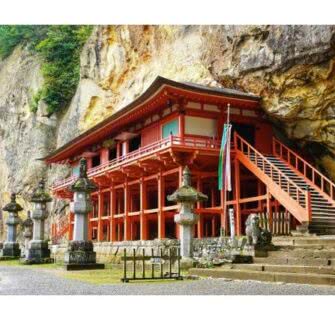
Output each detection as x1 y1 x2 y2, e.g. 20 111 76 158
235 133 311 220
51 214 70 244
273 137 335 201
52 135 221 190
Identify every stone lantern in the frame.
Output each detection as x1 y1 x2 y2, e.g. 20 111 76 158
0 193 22 258
25 180 53 264
167 166 207 266
22 211 33 258
64 158 104 270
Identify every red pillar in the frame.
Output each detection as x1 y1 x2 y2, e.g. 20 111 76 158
234 159 241 235
158 171 165 239
97 191 104 241
140 178 148 240
88 211 92 241
110 185 116 241
220 189 226 236
124 179 130 240
267 187 273 232
196 176 203 239
211 216 216 237
175 166 184 240
179 112 185 139
257 180 262 211
68 212 74 241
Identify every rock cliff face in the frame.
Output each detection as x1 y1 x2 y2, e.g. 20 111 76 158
0 25 334 237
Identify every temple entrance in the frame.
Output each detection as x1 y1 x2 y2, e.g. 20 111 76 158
231 122 255 146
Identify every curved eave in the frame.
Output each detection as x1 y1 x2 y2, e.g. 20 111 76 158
42 76 260 164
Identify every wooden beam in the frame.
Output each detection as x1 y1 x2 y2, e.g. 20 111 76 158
140 177 148 240
197 177 203 239
123 179 130 240
88 210 92 241
267 188 273 232
68 212 74 241
234 159 241 235
158 171 165 239
110 185 116 241
97 191 104 241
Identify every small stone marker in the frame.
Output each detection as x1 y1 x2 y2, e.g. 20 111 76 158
0 193 22 259
229 208 235 239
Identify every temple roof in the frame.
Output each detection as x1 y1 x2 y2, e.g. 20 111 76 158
42 76 260 164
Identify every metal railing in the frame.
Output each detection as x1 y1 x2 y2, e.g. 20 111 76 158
273 137 335 202
121 248 182 282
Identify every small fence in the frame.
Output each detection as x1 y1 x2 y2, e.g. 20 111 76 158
258 211 291 235
121 248 183 283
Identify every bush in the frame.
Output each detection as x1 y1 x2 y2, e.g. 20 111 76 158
0 25 93 114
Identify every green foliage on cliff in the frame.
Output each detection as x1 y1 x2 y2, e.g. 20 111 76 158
0 25 93 114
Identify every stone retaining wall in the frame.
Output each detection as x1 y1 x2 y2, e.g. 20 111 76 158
50 238 230 263
51 239 181 263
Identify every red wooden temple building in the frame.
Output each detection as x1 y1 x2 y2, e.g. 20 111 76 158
45 77 335 243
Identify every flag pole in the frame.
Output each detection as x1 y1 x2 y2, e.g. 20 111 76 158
225 103 231 235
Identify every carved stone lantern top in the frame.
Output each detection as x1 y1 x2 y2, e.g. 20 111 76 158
167 166 208 203
30 180 52 203
69 158 98 193
2 193 23 213
22 211 33 228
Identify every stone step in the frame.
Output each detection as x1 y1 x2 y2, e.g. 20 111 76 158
268 249 335 259
273 238 335 246
221 263 335 275
253 256 335 266
189 268 335 286
309 227 335 235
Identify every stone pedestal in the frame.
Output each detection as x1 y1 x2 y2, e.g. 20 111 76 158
24 181 54 264
25 241 53 264
0 194 22 259
21 211 33 258
64 158 104 270
174 206 199 260
2 242 20 257
64 241 104 270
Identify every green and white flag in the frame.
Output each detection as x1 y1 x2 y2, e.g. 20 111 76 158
218 124 232 191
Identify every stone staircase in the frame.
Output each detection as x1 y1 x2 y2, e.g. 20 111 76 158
265 156 335 234
236 132 335 235
190 236 335 286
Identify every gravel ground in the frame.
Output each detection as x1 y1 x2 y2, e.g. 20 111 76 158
1 266 335 295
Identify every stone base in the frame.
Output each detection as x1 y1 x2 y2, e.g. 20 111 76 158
26 241 51 262
64 241 104 270
230 254 253 263
296 222 311 235
0 242 20 258
20 257 54 265
180 257 196 270
0 256 19 261
64 263 105 271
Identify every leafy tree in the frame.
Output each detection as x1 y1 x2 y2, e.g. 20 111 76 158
0 25 93 114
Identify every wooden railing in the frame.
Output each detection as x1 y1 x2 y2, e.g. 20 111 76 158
235 133 311 221
52 135 221 190
258 211 291 235
273 137 335 202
